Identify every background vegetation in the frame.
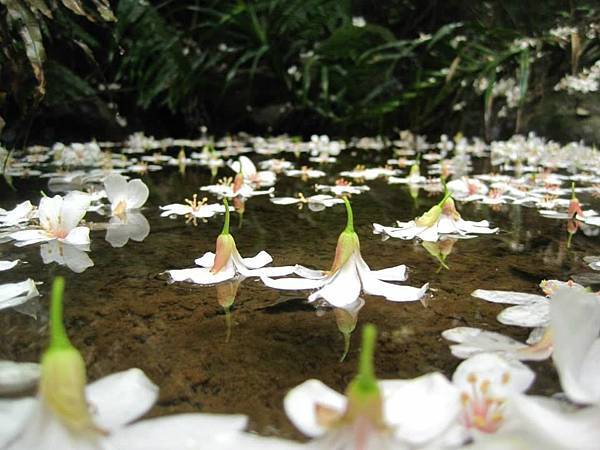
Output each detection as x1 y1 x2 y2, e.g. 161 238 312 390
1 0 598 145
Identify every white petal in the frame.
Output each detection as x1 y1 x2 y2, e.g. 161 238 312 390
294 265 327 279
106 413 248 450
260 275 328 291
0 398 36 448
504 394 600 449
194 252 216 267
159 204 191 216
0 360 40 394
38 195 62 232
452 353 535 396
356 256 428 302
270 197 300 205
0 260 20 271
380 373 461 446
240 250 273 268
60 191 91 231
471 289 546 305
9 229 51 245
283 379 346 438
368 264 407 282
167 264 236 285
231 250 295 278
498 302 550 328
239 155 257 176
441 327 548 361
62 226 91 246
0 279 39 311
126 179 150 209
417 225 440 242
104 173 129 205
551 287 600 404
308 257 361 307
87 368 158 430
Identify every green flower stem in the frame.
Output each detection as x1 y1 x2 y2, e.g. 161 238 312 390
50 277 71 350
221 198 230 235
343 197 354 233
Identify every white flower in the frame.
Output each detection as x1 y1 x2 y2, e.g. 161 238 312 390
105 212 150 248
261 198 428 307
9 192 91 247
0 279 39 312
159 194 228 219
166 202 294 285
104 173 149 216
284 325 462 449
228 155 276 188
270 193 344 211
373 194 498 242
352 16 366 27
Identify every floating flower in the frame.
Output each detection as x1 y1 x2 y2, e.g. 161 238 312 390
228 155 276 188
270 193 344 211
373 192 498 242
9 192 91 247
315 180 370 196
166 200 295 285
283 325 462 449
104 173 149 217
261 198 428 307
159 194 228 219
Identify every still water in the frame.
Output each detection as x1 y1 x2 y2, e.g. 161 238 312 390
1 143 599 440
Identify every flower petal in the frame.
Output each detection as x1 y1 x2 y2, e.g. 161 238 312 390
551 287 600 404
284 379 346 438
260 275 328 291
194 252 216 267
0 360 39 395
498 302 549 328
0 398 36 448
126 179 150 209
86 368 158 430
167 263 236 285
60 191 91 231
106 413 248 450
471 289 546 305
240 250 273 269
104 173 128 205
452 353 535 396
368 264 407 282
308 257 361 307
62 226 91 246
380 373 461 446
0 279 39 311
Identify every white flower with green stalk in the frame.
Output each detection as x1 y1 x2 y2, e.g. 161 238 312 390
261 197 428 308
0 278 255 450
373 190 498 242
284 324 462 449
166 199 295 285
9 192 91 247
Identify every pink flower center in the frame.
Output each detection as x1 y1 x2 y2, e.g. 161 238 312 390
460 373 508 434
